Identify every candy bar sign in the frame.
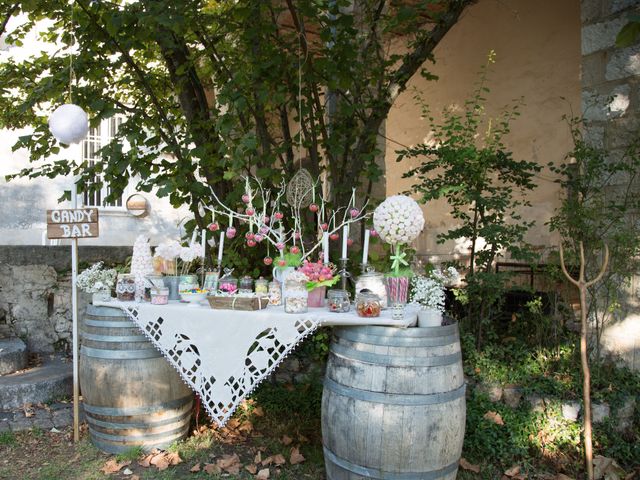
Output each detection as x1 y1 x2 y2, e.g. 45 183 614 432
47 208 99 239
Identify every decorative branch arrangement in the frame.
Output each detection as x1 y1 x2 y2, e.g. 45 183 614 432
559 241 609 480
205 172 370 267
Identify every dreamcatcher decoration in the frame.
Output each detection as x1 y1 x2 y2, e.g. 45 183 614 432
286 168 314 210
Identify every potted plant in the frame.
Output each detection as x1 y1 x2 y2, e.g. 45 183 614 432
298 259 339 307
77 262 118 303
373 195 425 308
410 267 460 327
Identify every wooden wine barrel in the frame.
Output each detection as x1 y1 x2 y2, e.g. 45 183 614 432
80 305 193 454
322 323 466 480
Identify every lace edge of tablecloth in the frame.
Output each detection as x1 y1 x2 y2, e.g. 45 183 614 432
100 301 321 427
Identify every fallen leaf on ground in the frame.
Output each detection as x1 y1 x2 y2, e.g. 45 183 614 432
273 454 286 466
257 468 270 479
281 435 293 446
23 404 35 418
245 464 258 474
123 468 133 475
483 411 505 425
290 447 305 465
594 455 626 480
138 449 160 468
165 452 182 466
217 454 241 474
505 465 521 477
298 434 309 443
190 463 201 473
262 455 274 466
50 427 61 433
203 463 221 475
238 420 253 433
254 451 262 464
131 476 139 480
556 474 574 480
150 454 169 471
100 459 131 474
253 406 264 417
460 457 481 473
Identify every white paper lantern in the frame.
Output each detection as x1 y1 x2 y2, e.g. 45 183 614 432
48 104 89 144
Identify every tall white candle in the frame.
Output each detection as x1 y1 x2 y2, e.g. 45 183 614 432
217 231 225 265
341 224 349 259
362 228 370 266
322 232 329 264
201 229 206 260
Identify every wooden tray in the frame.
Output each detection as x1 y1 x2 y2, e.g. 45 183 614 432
206 295 270 311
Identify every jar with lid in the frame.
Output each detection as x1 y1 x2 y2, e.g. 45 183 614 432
355 268 388 309
355 291 381 318
268 280 282 306
239 276 254 294
327 289 350 313
219 272 238 294
179 274 199 293
150 287 170 305
283 271 309 314
116 274 136 302
255 277 269 295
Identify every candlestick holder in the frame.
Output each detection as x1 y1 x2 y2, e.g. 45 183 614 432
338 258 352 291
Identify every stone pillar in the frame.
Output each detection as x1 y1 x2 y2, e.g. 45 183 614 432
581 0 640 370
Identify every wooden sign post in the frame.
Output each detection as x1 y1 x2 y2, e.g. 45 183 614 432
47 201 99 442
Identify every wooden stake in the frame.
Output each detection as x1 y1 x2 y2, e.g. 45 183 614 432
559 242 609 480
71 181 80 443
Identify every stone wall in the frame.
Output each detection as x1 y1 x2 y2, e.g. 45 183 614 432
581 0 640 371
0 246 131 353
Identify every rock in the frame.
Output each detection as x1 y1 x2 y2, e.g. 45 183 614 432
562 402 581 422
52 409 73 428
503 386 523 409
592 402 610 424
615 396 636 432
476 383 503 403
0 337 28 375
9 417 33 432
525 394 547 413
606 44 640 82
582 17 628 55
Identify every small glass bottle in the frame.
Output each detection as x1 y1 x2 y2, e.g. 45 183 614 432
355 291 381 318
268 280 282 306
239 276 254 294
327 289 350 313
116 274 136 302
203 271 220 293
179 274 199 293
255 277 269 295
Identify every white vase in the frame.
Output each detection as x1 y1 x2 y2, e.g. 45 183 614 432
417 308 442 327
92 290 111 304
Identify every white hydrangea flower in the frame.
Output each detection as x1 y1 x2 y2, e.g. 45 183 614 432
155 240 182 259
373 195 425 245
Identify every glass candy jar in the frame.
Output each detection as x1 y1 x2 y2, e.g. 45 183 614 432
355 269 388 309
179 274 199 293
116 274 136 302
203 271 220 293
239 276 254 294
283 272 309 314
255 277 269 295
327 289 350 313
219 274 238 294
356 291 381 318
268 280 282 306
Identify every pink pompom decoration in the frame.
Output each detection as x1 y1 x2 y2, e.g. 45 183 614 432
260 226 269 235
329 233 339 241
294 231 301 240
247 239 257 247
274 212 284 221
208 222 219 232
276 242 285 251
245 232 255 240
245 207 255 216
291 246 300 254
242 194 251 203
370 229 379 237
263 256 273 266
262 215 270 224
347 238 354 247
254 234 264 242
277 259 287 267
226 227 237 239
320 223 329 231
350 208 360 218
309 203 319 213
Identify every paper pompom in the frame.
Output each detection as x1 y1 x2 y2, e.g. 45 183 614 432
373 195 425 245
48 104 89 144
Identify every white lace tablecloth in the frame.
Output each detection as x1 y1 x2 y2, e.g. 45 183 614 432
93 300 417 426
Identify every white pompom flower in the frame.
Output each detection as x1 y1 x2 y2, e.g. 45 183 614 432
373 195 425 245
48 104 90 144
